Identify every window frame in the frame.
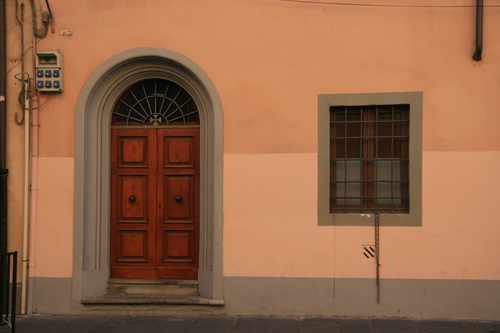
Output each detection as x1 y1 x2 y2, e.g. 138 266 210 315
318 92 422 226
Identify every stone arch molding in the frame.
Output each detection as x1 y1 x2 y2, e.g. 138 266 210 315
73 47 223 302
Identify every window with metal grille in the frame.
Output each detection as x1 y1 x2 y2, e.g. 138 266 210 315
112 79 199 127
330 105 409 213
318 92 422 226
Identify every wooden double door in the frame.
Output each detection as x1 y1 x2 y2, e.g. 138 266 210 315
110 127 200 279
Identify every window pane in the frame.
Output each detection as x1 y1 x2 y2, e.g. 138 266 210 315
331 110 361 158
375 160 401 205
336 160 361 205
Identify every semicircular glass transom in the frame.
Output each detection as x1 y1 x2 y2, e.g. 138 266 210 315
112 79 199 126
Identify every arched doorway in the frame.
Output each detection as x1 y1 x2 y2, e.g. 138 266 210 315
110 79 201 279
74 48 223 302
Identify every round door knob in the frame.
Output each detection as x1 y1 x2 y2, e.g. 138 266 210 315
129 195 136 203
175 195 183 203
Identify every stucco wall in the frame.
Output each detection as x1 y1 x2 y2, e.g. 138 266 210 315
5 0 500 318
224 151 500 280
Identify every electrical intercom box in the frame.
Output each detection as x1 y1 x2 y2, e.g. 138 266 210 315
35 51 63 92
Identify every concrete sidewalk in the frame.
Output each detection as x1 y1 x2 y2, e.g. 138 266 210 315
1 315 500 333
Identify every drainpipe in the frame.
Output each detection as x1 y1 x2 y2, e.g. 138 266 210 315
0 0 7 254
19 0 50 314
27 94 40 315
21 80 30 314
472 0 483 61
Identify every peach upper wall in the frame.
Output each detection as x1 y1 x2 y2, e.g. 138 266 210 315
33 0 500 157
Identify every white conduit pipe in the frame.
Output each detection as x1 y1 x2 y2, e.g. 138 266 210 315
28 96 40 314
21 80 30 314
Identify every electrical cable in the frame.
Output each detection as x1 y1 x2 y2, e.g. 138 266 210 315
14 72 52 111
278 0 500 8
14 73 29 124
14 3 26 125
29 0 48 38
4 0 50 37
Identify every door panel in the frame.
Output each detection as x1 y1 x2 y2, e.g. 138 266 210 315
111 129 157 278
162 231 195 260
118 176 148 221
117 136 151 168
110 128 199 279
116 230 149 262
162 136 197 168
163 176 194 221
156 128 199 279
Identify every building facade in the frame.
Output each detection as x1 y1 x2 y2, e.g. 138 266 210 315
3 0 500 319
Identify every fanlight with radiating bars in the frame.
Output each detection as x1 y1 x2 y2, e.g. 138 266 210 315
112 79 199 126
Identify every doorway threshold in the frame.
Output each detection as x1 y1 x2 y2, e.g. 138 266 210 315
108 278 199 285
105 279 200 297
81 295 224 306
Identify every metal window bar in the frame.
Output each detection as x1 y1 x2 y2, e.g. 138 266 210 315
0 252 17 333
129 85 150 121
375 106 379 213
142 81 152 118
158 80 170 117
330 120 408 125
390 106 395 213
359 107 363 211
163 88 183 122
344 106 348 213
333 196 410 200
331 135 408 140
154 81 158 117
332 158 410 161
331 180 409 184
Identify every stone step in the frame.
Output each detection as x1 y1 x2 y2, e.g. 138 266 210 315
106 279 199 296
81 295 224 306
